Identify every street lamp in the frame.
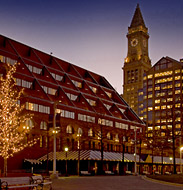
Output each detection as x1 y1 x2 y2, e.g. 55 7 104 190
180 147 183 173
65 147 68 176
134 127 137 175
77 133 81 176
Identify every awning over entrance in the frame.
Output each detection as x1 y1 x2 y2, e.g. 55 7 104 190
37 150 183 164
38 150 141 162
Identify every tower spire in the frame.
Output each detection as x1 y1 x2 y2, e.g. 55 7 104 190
130 4 146 28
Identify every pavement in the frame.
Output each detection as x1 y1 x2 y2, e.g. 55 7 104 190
51 175 183 190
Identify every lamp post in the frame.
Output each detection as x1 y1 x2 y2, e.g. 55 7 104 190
134 127 137 175
65 147 68 176
51 102 58 178
180 147 183 173
77 133 81 176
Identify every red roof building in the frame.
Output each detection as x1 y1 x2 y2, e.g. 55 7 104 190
0 34 144 175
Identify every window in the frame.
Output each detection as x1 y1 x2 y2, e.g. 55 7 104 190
60 110 75 119
88 128 93 137
78 128 83 135
39 105 50 114
66 125 72 134
66 93 78 101
72 80 82 88
0 55 17 65
87 99 96 106
115 134 119 142
25 119 34 129
51 72 63 81
40 121 47 130
107 132 111 140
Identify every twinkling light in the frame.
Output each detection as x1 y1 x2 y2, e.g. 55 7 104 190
0 63 37 160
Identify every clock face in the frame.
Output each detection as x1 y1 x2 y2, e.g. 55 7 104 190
131 38 138 47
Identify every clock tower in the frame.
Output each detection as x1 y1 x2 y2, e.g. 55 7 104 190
123 4 151 113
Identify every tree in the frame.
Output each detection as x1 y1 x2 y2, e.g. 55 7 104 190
0 63 37 176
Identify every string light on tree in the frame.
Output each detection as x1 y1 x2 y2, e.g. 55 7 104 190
0 62 38 176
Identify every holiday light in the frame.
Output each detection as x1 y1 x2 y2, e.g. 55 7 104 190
0 63 38 176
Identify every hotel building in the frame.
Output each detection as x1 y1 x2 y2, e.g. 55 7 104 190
0 34 144 174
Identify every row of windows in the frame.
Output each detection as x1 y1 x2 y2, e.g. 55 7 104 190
66 125 119 142
0 55 17 65
78 113 95 123
15 78 32 88
98 118 113 127
147 69 183 79
56 109 75 119
26 102 50 114
115 122 128 130
26 64 42 74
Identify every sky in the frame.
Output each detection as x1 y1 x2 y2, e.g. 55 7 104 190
0 0 183 95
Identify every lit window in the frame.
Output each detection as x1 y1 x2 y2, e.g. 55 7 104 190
148 107 153 111
176 124 181 128
148 74 153 79
161 105 166 109
148 127 153 131
115 134 119 142
161 126 166 129
175 69 180 74
155 99 160 104
155 126 160 130
155 106 160 110
40 121 47 130
155 86 160 90
107 132 111 140
78 128 83 135
88 128 93 137
161 132 165 137
175 76 181 80
66 125 72 134
25 119 34 129
175 90 180 94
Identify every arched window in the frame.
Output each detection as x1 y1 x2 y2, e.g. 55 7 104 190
66 125 72 134
25 119 34 129
40 121 48 130
78 128 83 136
107 132 111 140
115 134 119 142
88 128 93 137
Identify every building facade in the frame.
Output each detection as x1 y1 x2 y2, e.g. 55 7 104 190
0 34 145 175
123 4 151 113
138 56 183 157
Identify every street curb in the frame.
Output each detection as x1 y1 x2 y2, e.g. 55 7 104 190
141 175 183 187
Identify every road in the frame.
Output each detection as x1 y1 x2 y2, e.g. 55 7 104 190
52 175 183 190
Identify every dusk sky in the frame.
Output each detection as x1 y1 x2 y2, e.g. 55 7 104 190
0 0 182 94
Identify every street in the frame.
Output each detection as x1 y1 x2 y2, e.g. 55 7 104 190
52 176 183 190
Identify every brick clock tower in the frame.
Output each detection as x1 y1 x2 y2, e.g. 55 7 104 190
123 4 151 113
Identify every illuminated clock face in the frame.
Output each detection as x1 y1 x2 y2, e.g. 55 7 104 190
131 38 138 47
